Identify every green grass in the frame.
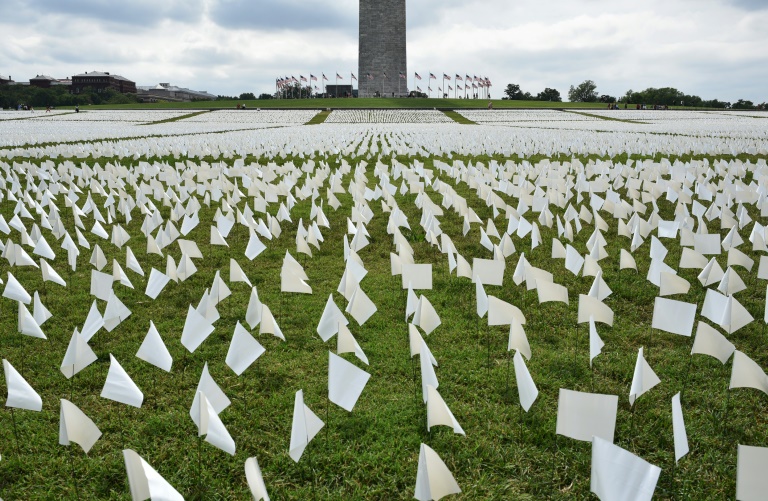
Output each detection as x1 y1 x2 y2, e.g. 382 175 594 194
305 110 331 125
140 110 212 125
563 110 651 124
1 143 767 500
441 110 476 124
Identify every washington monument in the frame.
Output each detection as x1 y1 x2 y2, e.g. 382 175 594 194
358 0 407 97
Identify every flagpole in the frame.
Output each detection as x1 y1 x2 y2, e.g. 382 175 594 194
442 75 445 99
335 73 338 98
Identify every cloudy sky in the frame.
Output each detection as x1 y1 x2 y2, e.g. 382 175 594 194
1 0 766 102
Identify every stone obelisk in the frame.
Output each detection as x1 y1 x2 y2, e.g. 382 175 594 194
358 0 407 98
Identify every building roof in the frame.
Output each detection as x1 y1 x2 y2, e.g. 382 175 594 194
0 75 12 81
31 74 56 81
137 83 216 99
72 71 134 82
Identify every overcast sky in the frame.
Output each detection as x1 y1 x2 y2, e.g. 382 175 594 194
1 0 766 102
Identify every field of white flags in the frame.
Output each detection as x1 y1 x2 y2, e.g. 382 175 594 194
1 107 768 500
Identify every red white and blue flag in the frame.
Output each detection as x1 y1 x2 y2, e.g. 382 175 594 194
322 73 328 81
443 73 451 80
415 72 422 80
399 72 406 79
455 74 463 81
310 74 317 81
351 73 357 81
336 73 343 79
429 73 436 79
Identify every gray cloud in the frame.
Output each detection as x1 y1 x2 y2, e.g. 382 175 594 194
4 0 203 26
727 0 768 11
208 0 355 31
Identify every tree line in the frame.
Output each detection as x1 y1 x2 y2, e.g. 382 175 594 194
0 85 141 109
505 80 766 109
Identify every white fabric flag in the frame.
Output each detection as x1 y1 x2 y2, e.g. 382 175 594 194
413 295 441 335
18 302 46 339
226 321 266 376
246 287 263 330
136 321 173 372
414 443 461 501
101 354 144 408
103 291 131 332
508 319 531 360
410 324 438 366
317 294 348 342
420 338 440 403
328 351 370 412
690 321 734 364
190 362 231 427
590 436 661 501
289 389 324 463
80 300 104 342
345 285 377 326
229 258 251 287
671 393 689 463
514 351 538 412
488 296 526 326
259 305 285 341
337 324 368 365
629 347 661 406
578 295 614 326
556 389 618 442
59 399 102 453
60 329 98 379
181 305 215 353
737 444 768 501
476 279 488 318
426 385 464 435
245 457 270 501
32 291 52 326
3 272 31 304
144 268 171 299
589 316 605 367
197 391 236 455
3 359 43 411
730 350 768 396
123 448 184 501
651 297 696 337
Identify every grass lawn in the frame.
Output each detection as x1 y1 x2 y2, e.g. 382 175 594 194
0 142 767 500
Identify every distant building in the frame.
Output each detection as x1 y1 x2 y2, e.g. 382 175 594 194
71 71 136 94
29 75 71 89
0 75 13 85
136 83 216 102
323 85 356 98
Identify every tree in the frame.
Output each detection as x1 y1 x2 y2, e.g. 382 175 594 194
239 92 256 100
732 99 755 110
568 80 598 102
258 93 273 100
536 88 562 102
598 94 616 103
504 83 525 100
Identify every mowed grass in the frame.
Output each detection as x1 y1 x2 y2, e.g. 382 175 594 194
0 148 768 500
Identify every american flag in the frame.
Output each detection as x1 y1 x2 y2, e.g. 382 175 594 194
428 86 432 91
351 73 357 81
310 74 317 81
291 76 297 82
416 86 422 91
443 73 451 80
465 74 471 81
300 75 307 82
449 85 453 91
366 73 373 80
465 84 470 89
485 78 492 87
314 85 319 90
429 73 436 79
415 72 422 80
322 73 328 81
382 71 387 78
336 73 342 79
473 75 478 82
472 83 477 89
399 72 406 79
455 74 462 81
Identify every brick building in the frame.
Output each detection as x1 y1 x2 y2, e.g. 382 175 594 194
0 75 13 85
71 71 136 94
